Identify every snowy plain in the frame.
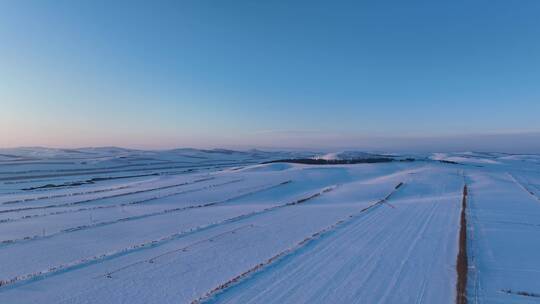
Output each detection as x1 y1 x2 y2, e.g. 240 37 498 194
0 148 539 303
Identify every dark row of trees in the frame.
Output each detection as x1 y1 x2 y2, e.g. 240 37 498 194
264 157 405 165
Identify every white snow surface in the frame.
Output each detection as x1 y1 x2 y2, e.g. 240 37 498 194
0 148 539 303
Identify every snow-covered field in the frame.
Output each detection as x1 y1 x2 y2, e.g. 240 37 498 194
0 148 539 303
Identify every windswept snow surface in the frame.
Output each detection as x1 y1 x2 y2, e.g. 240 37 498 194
0 148 539 303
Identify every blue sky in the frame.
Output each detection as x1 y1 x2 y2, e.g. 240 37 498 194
1 0 539 151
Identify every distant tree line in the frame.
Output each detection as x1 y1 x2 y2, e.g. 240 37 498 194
264 157 414 165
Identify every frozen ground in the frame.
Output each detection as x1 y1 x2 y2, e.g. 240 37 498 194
0 148 539 303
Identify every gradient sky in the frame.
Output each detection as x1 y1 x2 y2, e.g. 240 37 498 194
1 0 539 151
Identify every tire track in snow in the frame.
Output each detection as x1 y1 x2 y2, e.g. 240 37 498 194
0 179 243 225
293 191 423 304
0 180 287 247
190 182 404 304
344 201 435 303
252 175 453 304
376 180 451 304
379 199 440 303
0 177 215 214
0 181 337 289
413 205 448 304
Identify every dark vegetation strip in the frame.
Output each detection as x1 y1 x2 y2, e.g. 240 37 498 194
0 177 215 214
0 160 219 175
3 184 135 205
264 158 406 165
192 182 404 304
0 154 22 159
0 160 166 171
439 160 460 165
456 185 468 304
0 161 76 166
437 160 484 168
0 179 243 224
0 161 258 182
0 181 339 289
501 289 540 298
20 173 159 191
0 180 288 246
5 172 159 187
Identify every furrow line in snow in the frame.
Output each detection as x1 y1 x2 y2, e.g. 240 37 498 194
190 182 404 304
0 179 243 225
0 161 257 182
97 224 257 279
0 177 216 214
2 172 161 185
2 184 137 205
0 161 176 175
0 179 284 246
0 181 337 289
